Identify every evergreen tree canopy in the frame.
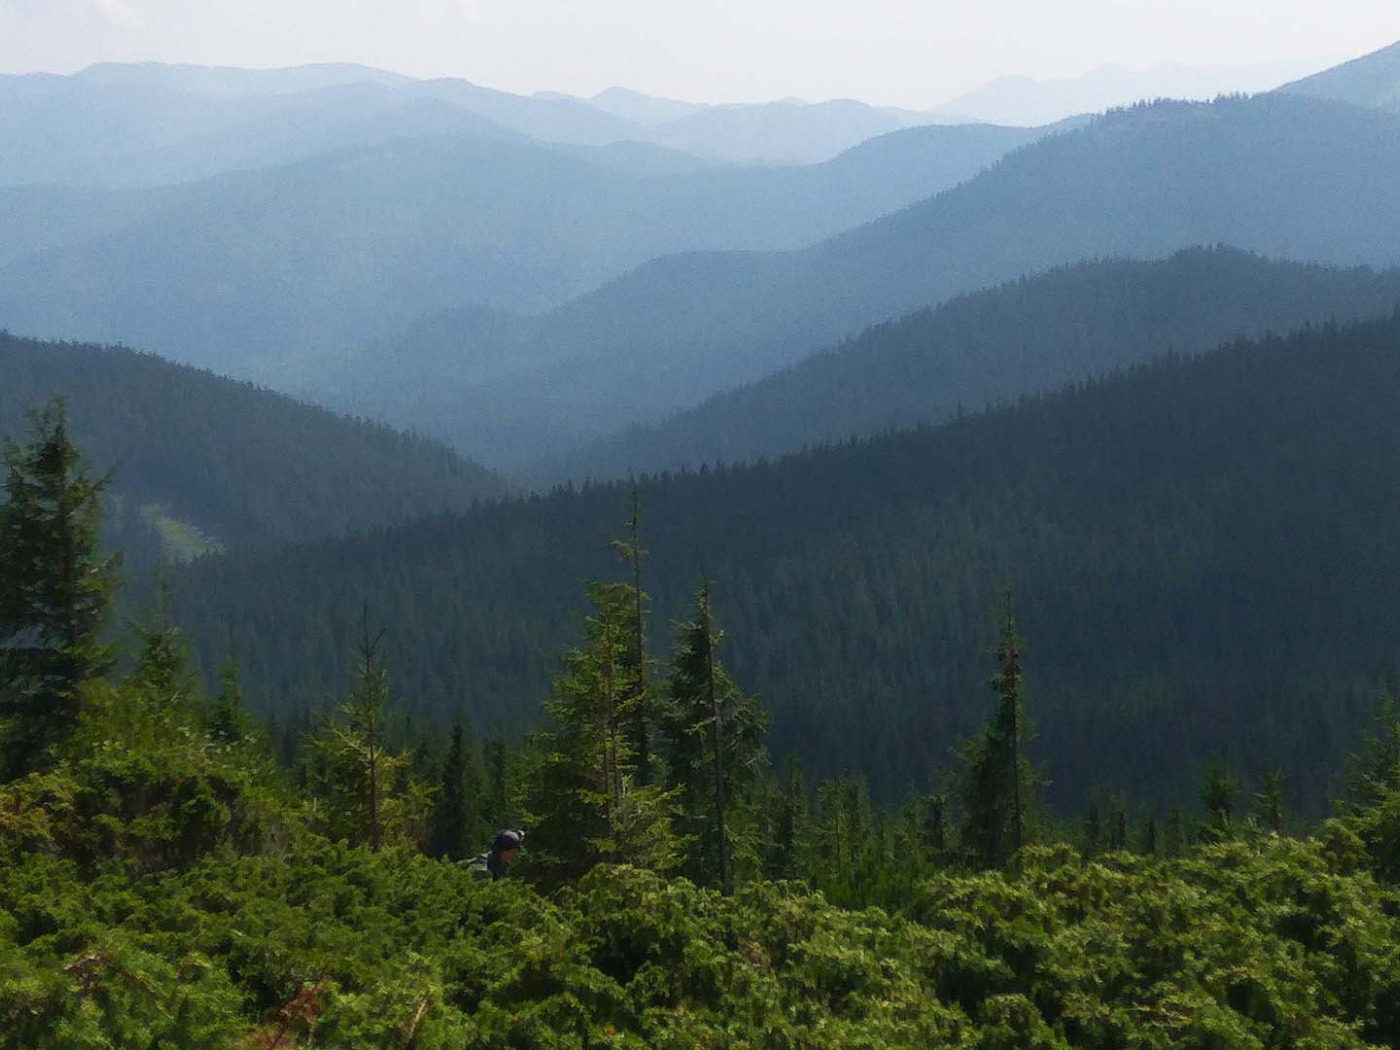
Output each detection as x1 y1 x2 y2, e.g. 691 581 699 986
523 581 676 882
0 398 119 778
959 600 1042 868
661 580 768 892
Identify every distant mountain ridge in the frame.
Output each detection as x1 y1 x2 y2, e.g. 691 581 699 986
77 61 414 98
323 93 1400 469
0 122 1051 374
584 86 706 125
0 61 991 189
537 249 1400 481
1278 39 1400 110
932 56 1335 126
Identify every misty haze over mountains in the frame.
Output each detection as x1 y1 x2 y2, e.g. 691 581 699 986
0 41 1398 486
0 121 1055 371
930 55 1335 125
5 42 1399 481
301 91 1400 468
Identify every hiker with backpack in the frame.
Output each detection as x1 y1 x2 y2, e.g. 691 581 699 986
468 829 525 880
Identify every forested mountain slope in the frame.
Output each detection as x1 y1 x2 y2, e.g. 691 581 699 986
173 313 1400 808
339 94 1400 468
0 124 1046 376
0 332 504 566
1278 38 1400 111
540 249 1400 480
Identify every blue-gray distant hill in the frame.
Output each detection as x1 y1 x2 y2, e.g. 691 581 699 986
0 124 1047 374
0 331 504 568
644 98 939 164
78 61 414 98
1278 39 1400 111
171 311 1400 808
354 94 1400 469
537 249 1400 481
0 67 628 189
0 62 986 191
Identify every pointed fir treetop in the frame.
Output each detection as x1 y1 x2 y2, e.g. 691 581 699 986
0 397 120 777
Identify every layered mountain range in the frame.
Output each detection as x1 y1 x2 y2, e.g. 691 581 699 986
8 44 1400 478
308 92 1400 468
6 41 1400 807
0 122 1052 373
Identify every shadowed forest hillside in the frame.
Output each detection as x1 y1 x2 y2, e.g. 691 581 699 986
0 331 505 567
170 312 1400 808
539 248 1400 481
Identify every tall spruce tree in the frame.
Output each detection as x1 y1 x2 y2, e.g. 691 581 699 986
126 587 199 711
483 734 509 831
524 581 676 882
1344 694 1400 810
1200 759 1239 842
208 657 251 746
1256 767 1286 834
958 597 1041 868
610 485 655 786
428 719 483 860
661 579 767 894
761 755 807 880
0 399 119 778
311 610 409 851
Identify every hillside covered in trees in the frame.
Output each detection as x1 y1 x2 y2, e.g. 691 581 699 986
0 331 505 566
171 312 1400 810
539 247 1400 480
3 389 1400 1047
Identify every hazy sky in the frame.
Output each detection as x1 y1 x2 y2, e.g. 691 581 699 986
1 0 1397 107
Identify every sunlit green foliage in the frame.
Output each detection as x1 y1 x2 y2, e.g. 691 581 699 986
522 582 678 883
5 780 1400 1049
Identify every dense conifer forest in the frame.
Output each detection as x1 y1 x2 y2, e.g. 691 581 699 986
170 314 1400 811
3 391 1400 1047
543 248 1400 481
0 330 506 567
